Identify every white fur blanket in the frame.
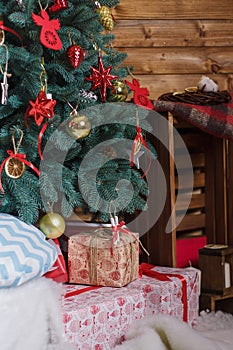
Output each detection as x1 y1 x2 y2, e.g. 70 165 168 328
114 314 233 350
0 277 75 350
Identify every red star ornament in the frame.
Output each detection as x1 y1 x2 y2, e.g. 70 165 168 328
85 53 118 102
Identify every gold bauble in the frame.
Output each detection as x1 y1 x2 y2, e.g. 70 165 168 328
66 114 91 140
39 213 66 239
107 80 128 102
5 158 26 179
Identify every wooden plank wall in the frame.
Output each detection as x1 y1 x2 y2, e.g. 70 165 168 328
112 0 233 100
112 1 233 266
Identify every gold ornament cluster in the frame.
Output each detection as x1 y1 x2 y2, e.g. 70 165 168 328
97 5 114 31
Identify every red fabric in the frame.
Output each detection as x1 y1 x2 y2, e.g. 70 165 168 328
44 239 68 283
176 236 207 268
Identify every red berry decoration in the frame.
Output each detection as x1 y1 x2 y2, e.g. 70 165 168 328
49 0 68 12
67 45 85 69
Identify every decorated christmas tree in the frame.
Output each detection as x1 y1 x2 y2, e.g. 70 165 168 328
0 0 153 231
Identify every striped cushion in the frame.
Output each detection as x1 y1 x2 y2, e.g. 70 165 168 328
0 213 58 288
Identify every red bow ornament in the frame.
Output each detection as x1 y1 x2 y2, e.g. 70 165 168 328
25 90 56 159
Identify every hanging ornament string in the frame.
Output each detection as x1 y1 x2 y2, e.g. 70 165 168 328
0 30 11 105
109 204 120 245
130 109 151 178
0 130 40 194
25 57 56 159
32 0 62 50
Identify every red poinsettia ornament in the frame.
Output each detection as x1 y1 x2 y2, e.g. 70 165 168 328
32 10 62 50
126 78 153 110
85 52 118 102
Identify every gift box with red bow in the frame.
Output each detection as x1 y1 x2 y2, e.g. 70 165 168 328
68 224 139 287
126 263 200 325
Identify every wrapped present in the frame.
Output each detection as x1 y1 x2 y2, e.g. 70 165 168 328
68 225 139 287
127 263 200 325
61 265 200 348
62 284 146 349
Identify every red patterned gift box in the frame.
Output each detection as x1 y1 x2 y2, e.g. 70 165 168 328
126 263 200 326
68 227 139 287
62 284 146 350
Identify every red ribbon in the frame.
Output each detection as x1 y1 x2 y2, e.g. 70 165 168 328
140 263 188 322
65 286 101 299
44 239 68 283
112 221 139 244
131 125 151 178
0 150 40 194
0 21 23 45
38 122 48 160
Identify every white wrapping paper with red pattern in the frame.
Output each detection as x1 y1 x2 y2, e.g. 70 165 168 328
62 284 146 350
68 228 139 287
127 263 200 325
62 265 200 349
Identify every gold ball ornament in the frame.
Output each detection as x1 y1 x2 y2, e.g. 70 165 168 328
39 213 66 239
107 80 128 102
4 158 26 178
66 114 91 140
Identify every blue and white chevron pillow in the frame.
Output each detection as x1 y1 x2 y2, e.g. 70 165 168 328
0 213 58 288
